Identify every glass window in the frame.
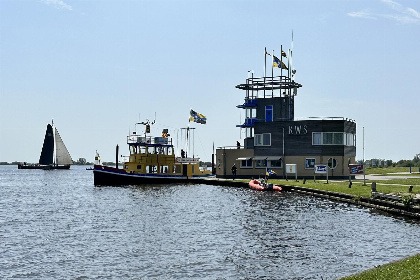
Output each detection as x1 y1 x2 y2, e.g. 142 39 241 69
346 133 355 146
315 132 346 145
241 159 253 168
263 133 271 146
313 132 321 145
323 133 333 144
255 160 267 168
254 134 262 146
269 160 282 168
254 133 271 146
334 133 344 145
305 158 316 169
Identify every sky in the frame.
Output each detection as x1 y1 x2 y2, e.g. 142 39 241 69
0 0 419 164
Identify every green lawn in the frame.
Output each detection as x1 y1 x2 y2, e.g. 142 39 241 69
365 166 420 175
263 178 420 198
339 254 420 280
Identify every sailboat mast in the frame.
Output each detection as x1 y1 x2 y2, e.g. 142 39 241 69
52 119 56 165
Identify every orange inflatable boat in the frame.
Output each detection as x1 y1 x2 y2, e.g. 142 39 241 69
249 179 282 191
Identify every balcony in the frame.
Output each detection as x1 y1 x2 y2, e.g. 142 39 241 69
236 117 258 128
237 99 258 108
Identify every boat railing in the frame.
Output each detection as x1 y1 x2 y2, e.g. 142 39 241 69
127 135 172 145
176 157 200 164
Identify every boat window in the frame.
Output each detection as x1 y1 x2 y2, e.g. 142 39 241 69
137 165 141 170
146 165 157 173
160 165 169 174
174 164 182 174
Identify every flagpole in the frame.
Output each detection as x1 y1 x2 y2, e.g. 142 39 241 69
264 47 267 98
271 49 274 97
264 47 267 77
280 45 283 79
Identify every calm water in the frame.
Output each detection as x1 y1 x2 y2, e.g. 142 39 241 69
1 165 419 279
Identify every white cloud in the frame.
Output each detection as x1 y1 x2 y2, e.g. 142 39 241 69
42 0 72 11
347 10 377 20
348 0 420 24
407 7 420 19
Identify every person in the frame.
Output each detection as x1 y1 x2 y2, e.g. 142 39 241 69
231 163 237 179
236 141 240 149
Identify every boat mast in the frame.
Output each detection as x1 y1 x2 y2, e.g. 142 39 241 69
52 119 56 166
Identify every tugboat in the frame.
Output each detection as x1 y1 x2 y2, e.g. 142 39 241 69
93 120 212 186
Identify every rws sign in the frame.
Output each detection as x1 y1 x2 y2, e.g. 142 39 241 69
288 125 308 135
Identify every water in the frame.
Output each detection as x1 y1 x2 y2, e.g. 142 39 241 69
1 165 419 279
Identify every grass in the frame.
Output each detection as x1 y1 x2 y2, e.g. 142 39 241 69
365 166 420 175
339 254 420 280
261 178 420 198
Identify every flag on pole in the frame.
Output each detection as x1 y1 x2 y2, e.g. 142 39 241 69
266 169 276 176
189 109 207 124
273 55 288 70
281 50 287 57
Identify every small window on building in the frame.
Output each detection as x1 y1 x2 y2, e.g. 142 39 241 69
255 133 271 146
323 133 333 145
255 159 267 168
240 159 253 168
313 132 321 145
334 133 344 145
313 132 348 145
346 133 355 146
305 158 316 169
269 160 282 168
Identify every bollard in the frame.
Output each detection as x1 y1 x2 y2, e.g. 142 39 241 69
371 182 377 192
409 185 413 193
303 178 306 184
348 181 352 188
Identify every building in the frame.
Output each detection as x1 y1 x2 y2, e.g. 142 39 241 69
215 49 356 179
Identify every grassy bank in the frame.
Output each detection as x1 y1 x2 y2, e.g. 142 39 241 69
339 254 420 280
365 166 420 175
260 179 420 199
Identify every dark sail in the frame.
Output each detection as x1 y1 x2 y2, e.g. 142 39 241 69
39 124 54 165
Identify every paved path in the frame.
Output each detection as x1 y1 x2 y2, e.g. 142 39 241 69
355 173 420 181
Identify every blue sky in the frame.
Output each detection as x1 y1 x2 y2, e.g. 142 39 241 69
1 0 419 164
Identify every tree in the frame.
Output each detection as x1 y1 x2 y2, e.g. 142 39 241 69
76 158 87 165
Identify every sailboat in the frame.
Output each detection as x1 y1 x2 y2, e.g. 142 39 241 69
18 121 73 170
